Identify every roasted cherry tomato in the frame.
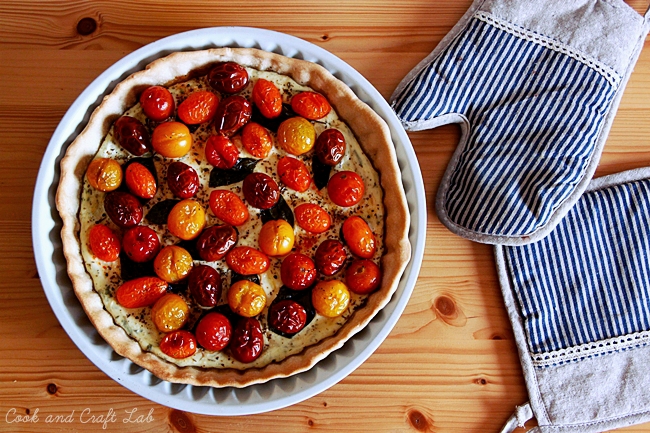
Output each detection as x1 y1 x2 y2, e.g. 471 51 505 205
104 191 143 228
258 219 295 257
152 121 192 158
125 161 156 199
346 259 381 294
315 129 346 166
294 203 331 234
228 280 267 318
167 199 206 241
205 135 239 169
314 239 347 276
241 122 273 158
196 225 238 261
226 246 270 275
113 115 151 156
153 245 193 283
312 280 350 318
115 276 168 308
209 190 249 226
188 264 222 309
177 90 219 125
327 171 365 207
230 317 264 363
151 293 189 332
166 161 199 199
242 172 280 210
86 158 122 192
88 224 121 262
280 253 316 290
160 330 197 359
277 156 312 192
341 216 377 259
268 300 308 335
122 225 161 263
213 95 252 136
252 78 282 118
208 62 249 94
140 85 175 122
277 117 316 156
195 312 232 351
290 91 331 120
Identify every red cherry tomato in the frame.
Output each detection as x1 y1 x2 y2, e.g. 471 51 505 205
159 330 197 359
315 128 346 166
209 190 249 226
167 161 199 199
294 203 331 234
177 90 219 125
104 191 143 228
280 253 317 290
139 86 175 122
113 116 151 156
208 62 249 94
226 246 270 275
195 225 238 261
341 216 377 259
327 171 365 207
290 91 331 120
122 225 161 263
188 264 222 309
268 300 307 335
213 95 252 136
252 79 282 119
205 135 239 169
196 312 232 351
346 259 382 294
277 156 312 192
242 172 280 210
314 239 347 276
115 276 168 308
230 317 264 363
88 224 121 262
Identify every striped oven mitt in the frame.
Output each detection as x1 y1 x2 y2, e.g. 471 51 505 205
495 168 650 432
391 0 649 245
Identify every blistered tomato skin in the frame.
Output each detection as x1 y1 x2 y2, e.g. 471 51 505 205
226 246 270 275
104 191 143 228
167 199 206 241
258 219 295 257
315 239 347 276
195 312 231 351
294 203 331 234
151 121 192 158
177 90 219 124
341 216 377 259
86 158 123 192
140 86 175 122
241 122 273 159
252 78 282 119
312 280 351 318
188 265 222 309
277 156 312 192
346 259 382 294
290 91 331 120
327 171 365 207
153 245 193 283
213 95 252 136
269 300 307 335
166 161 199 199
230 318 264 363
113 116 151 156
280 253 317 290
88 224 121 262
160 330 197 359
208 62 249 94
277 117 316 156
151 293 190 332
228 280 267 317
205 135 239 169
115 276 168 308
196 225 238 261
122 225 161 263
316 129 347 166
242 172 280 210
209 190 249 226
125 162 156 199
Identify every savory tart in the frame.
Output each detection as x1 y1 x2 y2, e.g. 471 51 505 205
56 47 411 387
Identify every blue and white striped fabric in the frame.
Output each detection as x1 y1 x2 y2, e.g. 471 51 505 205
392 14 618 239
503 178 650 356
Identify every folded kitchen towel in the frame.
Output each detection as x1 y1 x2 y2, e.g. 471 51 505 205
390 0 649 245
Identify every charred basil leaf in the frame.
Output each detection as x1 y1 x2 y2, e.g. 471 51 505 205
119 252 156 281
145 199 180 225
167 281 188 295
311 154 331 190
209 158 259 187
260 195 294 227
230 271 260 286
251 103 296 132
268 285 315 338
176 239 202 261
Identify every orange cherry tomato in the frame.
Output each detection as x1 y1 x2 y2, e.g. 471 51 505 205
277 117 316 156
159 330 197 359
86 158 122 192
140 85 175 122
341 216 377 259
228 280 267 317
258 219 295 257
327 171 365 207
177 90 219 125
252 78 282 119
226 246 270 275
150 293 189 332
209 190 249 226
205 135 239 169
277 156 312 192
153 245 193 283
294 203 331 234
167 199 206 240
88 224 121 262
152 121 192 158
311 280 350 318
125 161 156 199
346 259 382 294
115 276 168 308
241 122 273 159
290 91 331 120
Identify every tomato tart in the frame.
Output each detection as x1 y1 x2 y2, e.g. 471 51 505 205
56 47 411 387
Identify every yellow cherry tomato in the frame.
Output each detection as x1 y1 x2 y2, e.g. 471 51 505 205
258 219 295 256
311 280 350 318
277 117 316 156
86 158 122 192
152 121 192 158
150 293 189 332
228 280 267 318
154 245 193 283
167 199 206 240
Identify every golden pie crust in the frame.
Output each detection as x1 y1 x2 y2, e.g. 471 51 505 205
56 48 411 387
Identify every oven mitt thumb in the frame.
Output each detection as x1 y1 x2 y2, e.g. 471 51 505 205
496 168 650 432
390 0 650 245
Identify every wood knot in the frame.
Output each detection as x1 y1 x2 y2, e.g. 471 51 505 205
475 378 488 386
406 408 433 432
76 17 97 36
307 419 315 427
320 34 330 41
433 295 467 327
169 410 196 433
46 383 58 395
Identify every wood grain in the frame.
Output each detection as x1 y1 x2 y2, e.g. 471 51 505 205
1 0 649 432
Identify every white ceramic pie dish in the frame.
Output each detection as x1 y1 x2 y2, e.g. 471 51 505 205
32 26 426 416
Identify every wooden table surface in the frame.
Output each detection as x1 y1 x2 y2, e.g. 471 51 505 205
2 1 649 432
